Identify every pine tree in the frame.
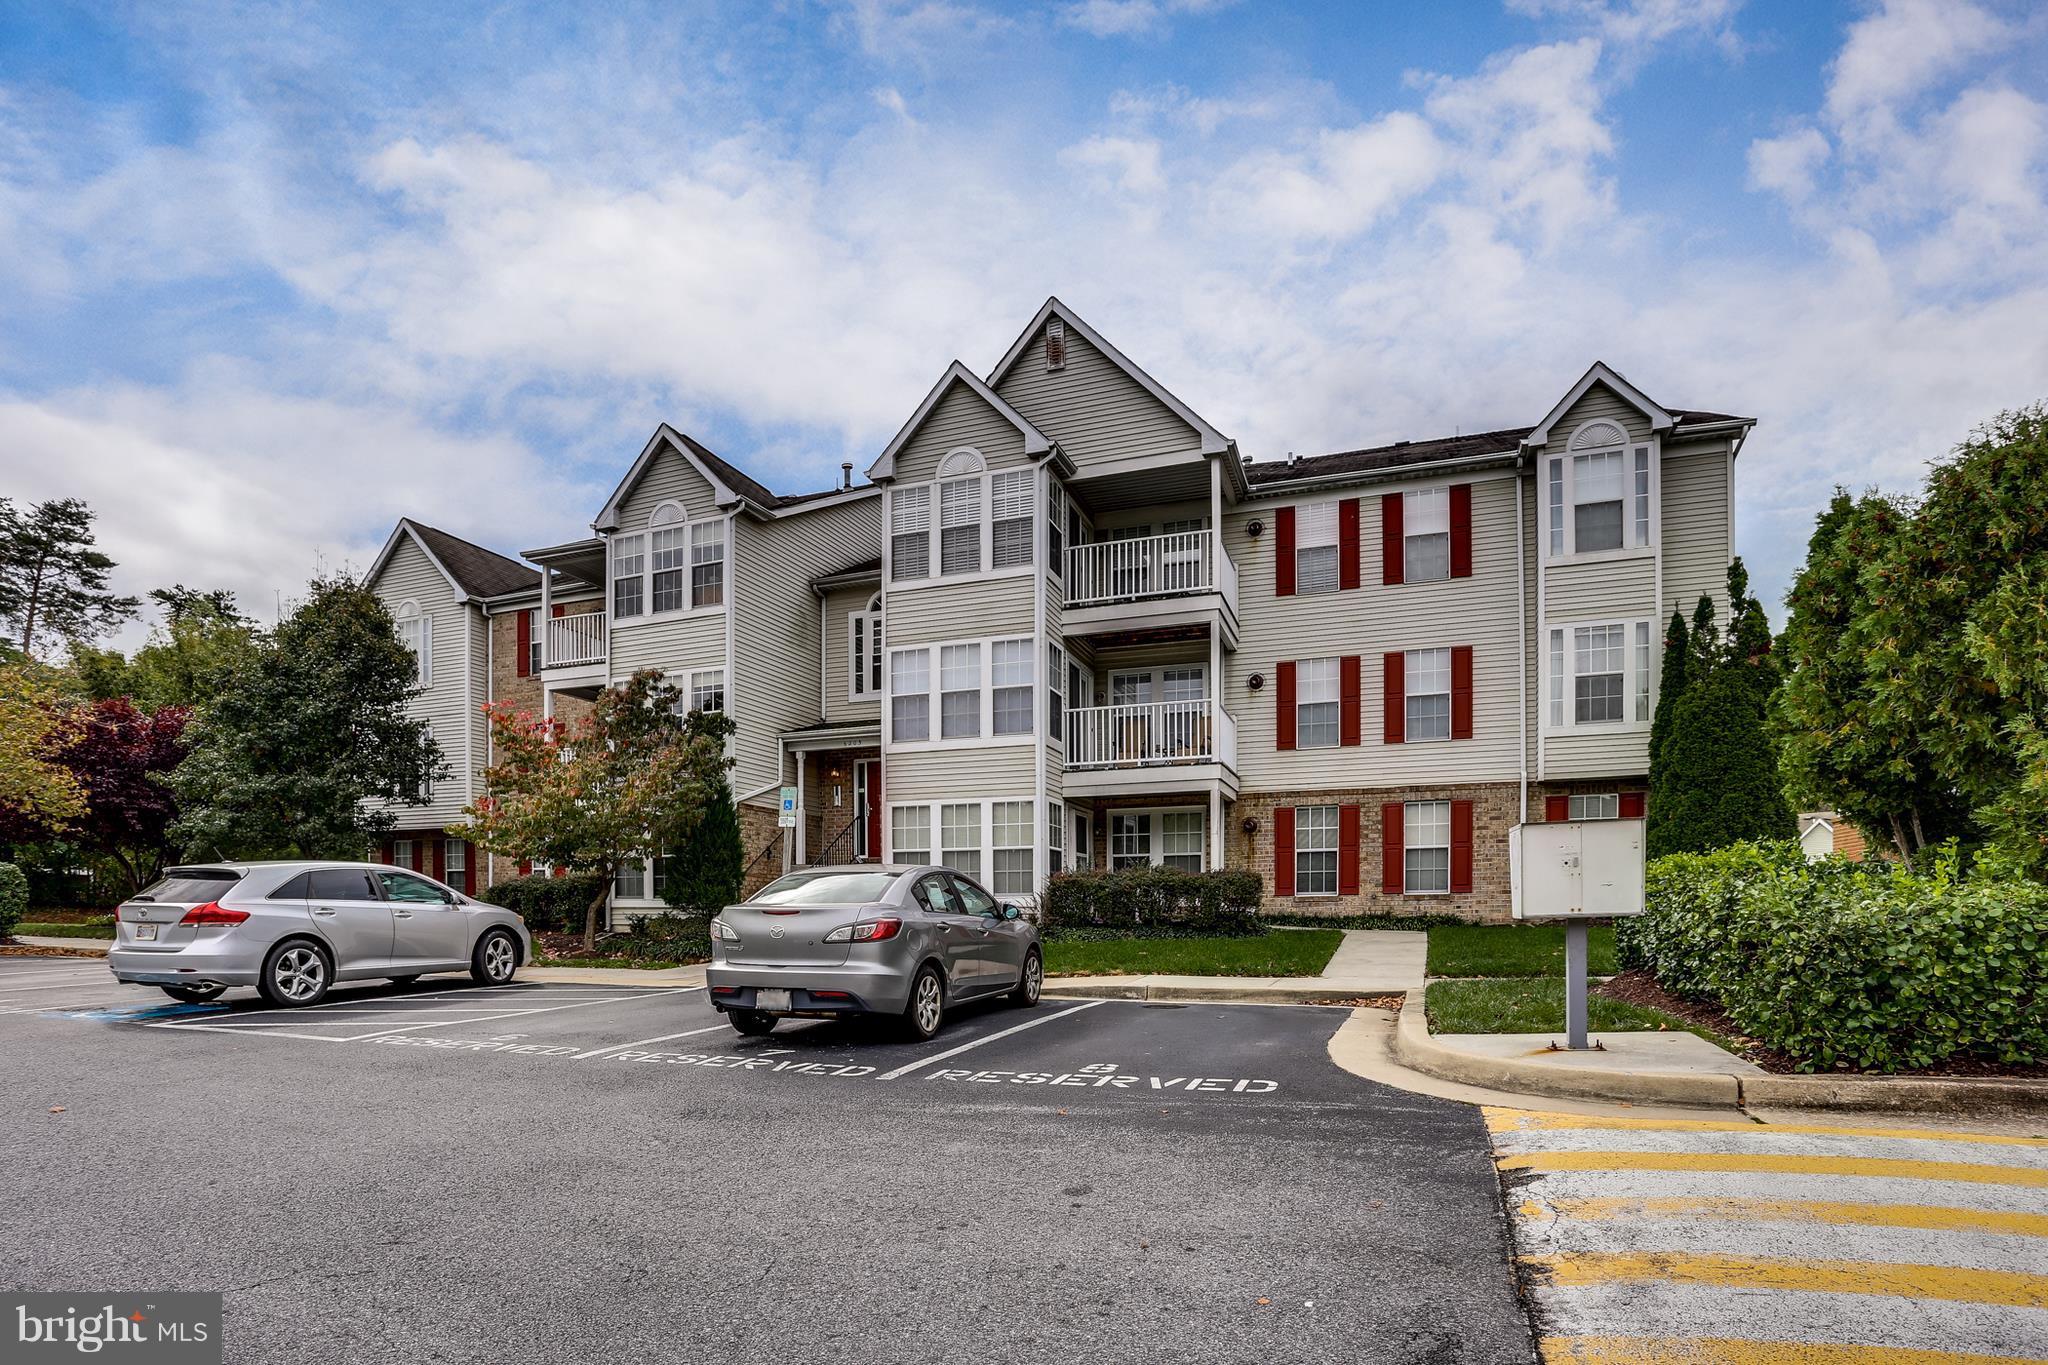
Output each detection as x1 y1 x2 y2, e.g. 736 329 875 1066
662 775 745 918
1649 606 1690 773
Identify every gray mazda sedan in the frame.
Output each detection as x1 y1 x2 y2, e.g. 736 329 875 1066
706 864 1043 1039
107 861 532 1007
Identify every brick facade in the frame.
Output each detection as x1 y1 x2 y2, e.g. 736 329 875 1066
479 600 602 890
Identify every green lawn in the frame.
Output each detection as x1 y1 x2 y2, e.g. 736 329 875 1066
1045 929 1343 978
1425 978 1729 1049
1425 923 1616 978
17 920 115 939
534 954 688 970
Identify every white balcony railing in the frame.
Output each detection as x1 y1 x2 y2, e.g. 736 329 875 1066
545 611 606 668
1065 699 1237 770
1066 530 1233 608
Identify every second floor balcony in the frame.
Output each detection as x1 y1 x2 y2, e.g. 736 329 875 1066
1065 698 1238 771
1063 530 1239 647
546 610 606 669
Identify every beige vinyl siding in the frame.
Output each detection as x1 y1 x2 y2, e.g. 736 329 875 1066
1660 440 1733 623
1545 554 1656 622
369 534 474 828
609 609 722 681
1226 474 1524 792
885 572 1035 647
617 441 722 523
822 580 883 725
1545 727 1650 780
886 745 1036 803
1550 382 1652 445
732 498 882 799
891 382 1032 485
994 327 1201 473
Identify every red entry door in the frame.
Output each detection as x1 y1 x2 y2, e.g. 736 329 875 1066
856 761 882 861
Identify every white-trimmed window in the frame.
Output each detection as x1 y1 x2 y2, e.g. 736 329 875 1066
992 801 1034 895
941 803 981 879
1548 620 1652 730
1048 799 1066 874
615 860 646 899
890 647 930 742
849 595 883 699
1548 437 1654 557
690 668 725 714
1047 643 1066 742
1073 807 1093 870
992 640 1033 736
418 720 434 801
650 505 688 613
992 469 1034 569
1109 808 1205 871
1634 620 1652 721
940 478 981 575
940 643 982 739
1570 793 1619 820
892 805 930 863
1110 813 1150 871
393 601 431 685
444 839 466 877
1295 806 1338 896
525 610 543 674
1295 501 1339 595
1405 800 1451 894
1297 657 1341 748
1404 648 1452 742
1048 480 1068 576
612 535 645 619
891 486 931 582
1404 488 1451 583
1572 450 1625 553
1161 810 1204 872
690 520 725 609
394 838 414 870
1574 624 1626 724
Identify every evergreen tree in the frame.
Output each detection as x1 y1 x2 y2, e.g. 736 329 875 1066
0 498 140 657
662 773 745 918
1649 606 1690 773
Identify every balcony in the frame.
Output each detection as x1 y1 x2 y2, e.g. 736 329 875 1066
1063 531 1238 646
545 611 606 670
1063 699 1238 798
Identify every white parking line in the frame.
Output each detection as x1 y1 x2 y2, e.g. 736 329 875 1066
569 1022 735 1060
145 988 693 1044
876 1001 1106 1081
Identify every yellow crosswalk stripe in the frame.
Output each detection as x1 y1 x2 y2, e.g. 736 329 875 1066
1540 1336 2048 1364
1485 1107 2048 1149
1497 1150 2048 1188
1521 1251 2048 1308
1526 1195 2048 1239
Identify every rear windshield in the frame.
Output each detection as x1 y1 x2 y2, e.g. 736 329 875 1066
131 870 243 904
750 871 901 905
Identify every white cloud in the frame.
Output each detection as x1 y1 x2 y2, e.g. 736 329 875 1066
1057 0 1239 39
1061 134 1168 206
1212 113 1443 242
1823 0 2009 128
1746 126 1830 201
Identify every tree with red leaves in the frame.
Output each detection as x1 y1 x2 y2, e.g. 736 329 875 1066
53 698 192 895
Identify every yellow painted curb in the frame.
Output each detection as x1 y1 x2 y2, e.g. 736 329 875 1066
1522 1251 2048 1308
1541 1336 2047 1364
1497 1149 2048 1188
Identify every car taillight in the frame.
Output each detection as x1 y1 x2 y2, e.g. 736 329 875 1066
709 918 740 942
179 902 249 926
823 916 901 943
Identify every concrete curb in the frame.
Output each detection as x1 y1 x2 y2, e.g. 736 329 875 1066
1045 979 1382 1005
12 936 113 954
1393 994 2048 1115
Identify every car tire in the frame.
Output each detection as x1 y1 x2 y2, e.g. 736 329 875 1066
728 1009 777 1036
470 929 519 986
902 964 945 1041
159 984 225 1004
1008 948 1043 1007
258 939 332 1008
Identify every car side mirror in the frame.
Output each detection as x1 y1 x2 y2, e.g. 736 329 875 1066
1000 904 1022 921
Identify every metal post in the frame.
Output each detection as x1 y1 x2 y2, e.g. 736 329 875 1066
1564 919 1589 1050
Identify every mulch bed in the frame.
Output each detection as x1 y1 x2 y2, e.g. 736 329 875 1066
1 942 107 958
1309 994 1407 1011
1596 969 2048 1080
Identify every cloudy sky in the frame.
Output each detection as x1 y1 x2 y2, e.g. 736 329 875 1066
3 0 2044 644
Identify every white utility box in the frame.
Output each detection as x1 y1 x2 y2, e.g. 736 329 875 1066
1509 820 1646 921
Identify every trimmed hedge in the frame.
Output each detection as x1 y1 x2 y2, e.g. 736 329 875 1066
1040 867 1263 939
1618 841 2048 1072
0 862 26 941
478 872 610 933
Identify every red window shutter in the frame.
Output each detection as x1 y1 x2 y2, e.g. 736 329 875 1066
1544 795 1569 822
432 837 446 883
551 603 565 617
1381 803 1404 895
1274 807 1296 897
1619 791 1646 819
1450 483 1473 578
1451 800 1474 893
1338 498 1361 590
1382 652 1404 745
1340 655 1362 746
1277 661 1298 751
519 858 532 877
1339 805 1360 896
1380 493 1405 585
380 839 394 866
1275 506 1297 597
1452 645 1474 740
515 610 532 678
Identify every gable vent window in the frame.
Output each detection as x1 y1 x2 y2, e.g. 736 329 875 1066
1045 318 1066 371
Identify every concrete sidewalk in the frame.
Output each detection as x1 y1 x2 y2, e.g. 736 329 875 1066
1049 927 1425 1003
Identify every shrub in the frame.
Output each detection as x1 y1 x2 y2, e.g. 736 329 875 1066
613 911 711 965
1619 840 2048 1072
479 872 611 933
1040 867 1263 938
662 780 744 917
0 862 26 940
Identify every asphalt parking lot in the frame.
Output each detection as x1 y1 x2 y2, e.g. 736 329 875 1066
1 954 1534 1364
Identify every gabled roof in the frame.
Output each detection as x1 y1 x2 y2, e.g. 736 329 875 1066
366 519 538 602
1245 427 1532 490
865 361 1057 483
594 424 878 530
985 296 1235 459
1523 362 1675 446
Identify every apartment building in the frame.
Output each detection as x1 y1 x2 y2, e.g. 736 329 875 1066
367 297 1749 923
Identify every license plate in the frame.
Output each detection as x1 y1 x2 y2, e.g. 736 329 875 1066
755 988 791 1012
135 923 158 941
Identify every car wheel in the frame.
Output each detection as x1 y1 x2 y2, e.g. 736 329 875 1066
159 984 225 1004
470 929 519 986
1008 948 1043 1007
388 975 421 987
258 940 331 1008
902 965 945 1041
728 1009 777 1036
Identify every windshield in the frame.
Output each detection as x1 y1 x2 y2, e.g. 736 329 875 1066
132 869 244 904
750 870 901 905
